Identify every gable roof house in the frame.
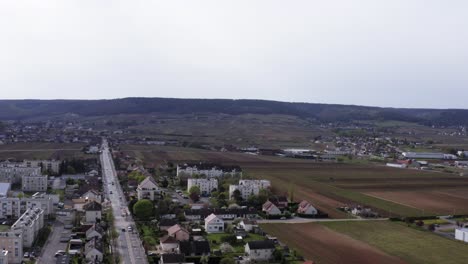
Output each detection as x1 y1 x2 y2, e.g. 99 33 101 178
167 224 190 241
85 224 104 241
262 201 282 215
297 200 318 215
239 219 258 232
204 213 224 233
84 238 103 263
245 240 276 261
137 176 160 201
178 241 211 256
83 201 102 223
269 196 288 209
159 218 179 231
160 236 180 253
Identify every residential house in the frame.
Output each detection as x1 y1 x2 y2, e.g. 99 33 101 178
160 236 179 253
167 224 190 241
245 240 275 261
229 180 271 200
187 178 218 196
80 190 102 203
83 201 102 223
297 200 318 216
85 224 104 241
239 219 258 232
137 177 160 201
262 201 281 215
269 196 288 209
84 238 103 263
159 219 179 231
184 208 258 222
204 214 224 233
178 241 210 256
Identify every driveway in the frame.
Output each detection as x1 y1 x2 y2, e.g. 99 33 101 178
36 220 67 264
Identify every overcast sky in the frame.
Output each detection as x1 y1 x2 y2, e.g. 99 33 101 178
1 1 467 108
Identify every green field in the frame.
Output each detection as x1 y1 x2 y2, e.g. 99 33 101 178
321 221 468 264
0 225 9 232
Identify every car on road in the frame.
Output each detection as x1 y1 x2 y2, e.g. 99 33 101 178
24 252 29 258
121 228 126 232
110 191 113 194
54 250 66 257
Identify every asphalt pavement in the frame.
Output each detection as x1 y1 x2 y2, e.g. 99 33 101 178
101 139 148 264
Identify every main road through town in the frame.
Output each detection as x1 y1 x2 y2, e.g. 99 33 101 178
101 139 148 264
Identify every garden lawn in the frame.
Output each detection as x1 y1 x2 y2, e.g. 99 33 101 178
206 233 266 253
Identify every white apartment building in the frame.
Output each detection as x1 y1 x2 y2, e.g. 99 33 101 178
177 163 242 178
23 160 61 174
402 152 458 160
0 231 22 264
187 178 218 196
0 194 54 219
0 163 41 184
11 207 44 247
229 180 271 200
22 174 48 192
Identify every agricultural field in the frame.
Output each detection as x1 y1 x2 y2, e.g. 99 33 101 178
321 221 468 264
120 145 468 217
0 142 88 160
261 222 406 264
263 221 468 264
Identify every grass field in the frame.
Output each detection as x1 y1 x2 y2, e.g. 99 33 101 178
0 225 9 232
0 142 88 160
262 221 468 264
261 222 406 264
321 221 468 264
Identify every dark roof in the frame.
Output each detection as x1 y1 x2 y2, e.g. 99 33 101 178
83 200 102 211
160 235 178 244
247 240 275 250
179 241 211 256
159 218 179 227
161 253 185 263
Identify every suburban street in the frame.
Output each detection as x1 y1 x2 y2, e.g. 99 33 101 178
101 139 148 264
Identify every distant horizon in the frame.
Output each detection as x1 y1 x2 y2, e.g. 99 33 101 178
0 96 467 111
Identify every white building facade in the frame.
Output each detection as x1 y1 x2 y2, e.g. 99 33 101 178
22 174 48 192
11 207 44 248
187 179 218 196
229 180 271 200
